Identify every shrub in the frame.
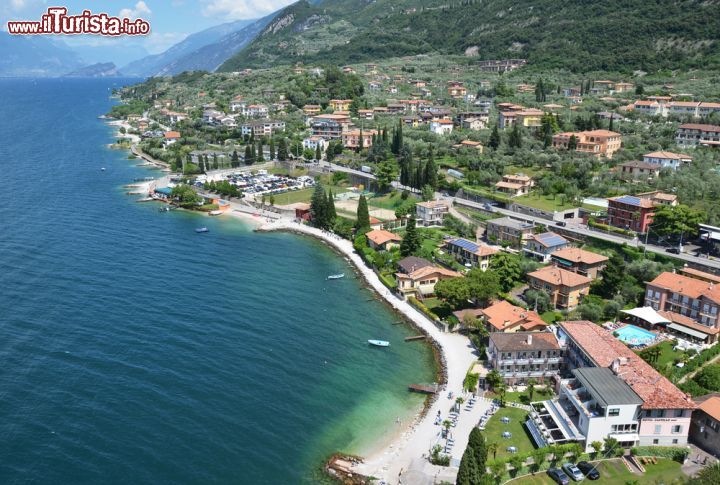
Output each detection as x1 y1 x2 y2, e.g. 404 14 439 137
408 296 439 321
631 446 689 463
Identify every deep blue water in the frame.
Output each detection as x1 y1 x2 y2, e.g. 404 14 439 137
0 78 435 484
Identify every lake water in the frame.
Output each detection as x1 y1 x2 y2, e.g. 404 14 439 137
0 78 436 484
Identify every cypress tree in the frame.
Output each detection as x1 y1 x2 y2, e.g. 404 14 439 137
608 115 614 132
424 146 438 189
355 194 370 232
277 138 288 161
326 189 336 225
509 123 522 149
400 216 420 256
468 428 488 473
568 134 578 150
456 450 479 485
269 138 276 160
257 141 264 162
244 145 252 164
315 144 322 160
488 124 501 149
310 184 328 229
359 128 364 150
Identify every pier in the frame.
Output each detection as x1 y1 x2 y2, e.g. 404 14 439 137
408 384 438 394
404 335 426 342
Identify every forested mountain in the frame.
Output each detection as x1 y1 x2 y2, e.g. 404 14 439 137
219 0 720 73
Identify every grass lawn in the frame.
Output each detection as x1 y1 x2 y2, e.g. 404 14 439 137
540 311 563 324
497 387 555 406
514 193 579 212
484 407 535 461
423 297 454 320
508 458 684 484
273 185 348 205
368 191 416 210
636 340 684 375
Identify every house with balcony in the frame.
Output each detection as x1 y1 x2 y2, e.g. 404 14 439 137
487 332 562 386
396 265 462 299
676 123 720 148
618 160 662 181
478 300 547 333
415 200 450 227
485 217 535 247
607 195 656 233
523 232 569 262
558 321 696 448
553 130 622 158
642 151 693 170
495 174 534 197
430 119 454 135
498 108 543 129
309 114 351 140
443 238 497 271
341 129 378 150
528 367 643 451
550 247 609 279
329 99 352 111
527 267 591 310
645 271 720 340
240 120 285 137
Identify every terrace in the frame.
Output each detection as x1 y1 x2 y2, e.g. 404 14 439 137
527 400 585 448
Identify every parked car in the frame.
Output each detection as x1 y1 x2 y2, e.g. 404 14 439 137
666 247 681 254
576 461 600 480
555 221 567 227
547 467 571 485
562 462 585 481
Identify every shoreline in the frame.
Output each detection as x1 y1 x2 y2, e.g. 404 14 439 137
256 219 480 484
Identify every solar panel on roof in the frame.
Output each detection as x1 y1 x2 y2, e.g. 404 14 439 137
616 195 641 206
450 238 479 252
536 232 567 247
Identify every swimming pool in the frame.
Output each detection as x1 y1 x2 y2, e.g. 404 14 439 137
615 324 657 345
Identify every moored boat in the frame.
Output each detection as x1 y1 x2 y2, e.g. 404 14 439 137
327 273 345 280
195 227 209 233
368 339 390 347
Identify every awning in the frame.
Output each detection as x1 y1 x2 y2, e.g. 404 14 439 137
668 323 709 340
621 307 671 325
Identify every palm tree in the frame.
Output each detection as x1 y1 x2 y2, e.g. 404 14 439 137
442 419 452 438
490 462 505 484
527 378 537 403
487 442 499 461
532 449 546 474
455 396 465 412
497 384 507 407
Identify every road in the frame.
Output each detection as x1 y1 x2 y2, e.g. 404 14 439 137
451 196 720 272
318 160 377 180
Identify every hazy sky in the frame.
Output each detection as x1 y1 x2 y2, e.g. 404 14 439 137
1 0 297 54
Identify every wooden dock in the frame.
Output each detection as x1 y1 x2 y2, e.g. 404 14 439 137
408 384 438 394
404 335 426 342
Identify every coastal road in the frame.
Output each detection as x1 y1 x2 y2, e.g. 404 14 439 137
451 196 720 272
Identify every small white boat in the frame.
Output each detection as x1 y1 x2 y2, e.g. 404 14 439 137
368 340 390 347
209 210 223 216
101 167 106 171
327 273 345 280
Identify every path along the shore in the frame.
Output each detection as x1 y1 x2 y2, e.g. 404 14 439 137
257 219 484 484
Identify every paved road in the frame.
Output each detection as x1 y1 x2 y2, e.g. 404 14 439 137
452 196 720 272
318 160 377 180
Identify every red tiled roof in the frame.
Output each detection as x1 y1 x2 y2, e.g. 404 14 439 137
528 266 592 288
480 300 546 331
648 272 720 303
551 248 609 265
365 229 402 246
559 321 696 409
678 123 720 131
698 396 720 422
658 311 720 335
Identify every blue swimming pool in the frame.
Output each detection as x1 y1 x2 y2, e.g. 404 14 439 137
615 324 657 345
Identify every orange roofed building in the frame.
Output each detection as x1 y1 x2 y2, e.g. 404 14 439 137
553 129 622 157
527 266 592 310
479 300 547 332
396 265 462 299
365 229 402 251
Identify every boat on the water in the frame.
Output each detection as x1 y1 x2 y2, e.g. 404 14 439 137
195 227 209 233
327 273 345 280
209 210 223 216
368 339 390 347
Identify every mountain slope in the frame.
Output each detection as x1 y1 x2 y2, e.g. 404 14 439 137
0 33 85 77
63 62 120 78
121 18 257 77
219 0 720 73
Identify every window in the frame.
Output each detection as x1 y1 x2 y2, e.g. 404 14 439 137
672 425 683 434
608 408 620 417
654 425 662 435
656 410 665 418
653 439 659 445
672 439 678 444
675 410 684 418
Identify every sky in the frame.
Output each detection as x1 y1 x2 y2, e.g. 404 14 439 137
1 0 297 56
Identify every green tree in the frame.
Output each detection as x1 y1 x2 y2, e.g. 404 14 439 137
568 134 578 150
244 145 253 165
490 252 523 292
326 189 337 226
486 370 502 390
315 144 322 160
435 277 472 309
531 448 546 474
595 254 625 298
469 428 488 474
696 365 720 392
456 449 479 485
170 184 202 208
487 442 499 461
355 194 370 232
467 269 501 306
652 204 705 241
400 216 421 256
689 462 720 485
488 124 501 150
375 160 396 192
421 184 435 201
269 138 276 160
277 137 288 161
508 123 522 149
591 441 603 457
310 184 329 229
424 145 438 188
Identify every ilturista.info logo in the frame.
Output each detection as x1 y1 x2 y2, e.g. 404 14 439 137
7 7 150 36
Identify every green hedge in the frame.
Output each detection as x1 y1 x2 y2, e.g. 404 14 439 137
408 297 439 321
669 343 720 380
588 218 635 237
379 272 397 290
631 446 688 463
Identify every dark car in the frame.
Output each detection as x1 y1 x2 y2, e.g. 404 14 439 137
577 461 600 480
666 247 681 254
555 221 567 227
547 467 570 485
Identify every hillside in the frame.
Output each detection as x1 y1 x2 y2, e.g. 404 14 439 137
0 33 85 77
121 17 260 77
219 0 720 73
63 62 120 78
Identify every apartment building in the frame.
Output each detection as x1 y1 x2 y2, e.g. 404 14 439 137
676 123 720 147
415 200 450 227
645 271 720 331
240 119 286 137
443 238 498 271
553 130 622 157
485 217 535 247
689 394 720 457
557 321 695 448
495 174 534 197
618 160 661 181
486 332 562 386
527 267 591 310
479 300 547 333
642 151 693 170
607 195 656 233
550 247 609 279
341 129 378 150
498 108 544 130
523 232 569 262
310 114 351 140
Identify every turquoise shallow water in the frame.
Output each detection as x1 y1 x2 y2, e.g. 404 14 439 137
0 78 436 484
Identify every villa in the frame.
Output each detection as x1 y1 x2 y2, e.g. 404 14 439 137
430 119 454 135
523 232 569 262
396 265 462 299
415 200 450 227
495 174 534 197
527 266 591 310
642 151 693 170
485 217 535 247
550 247 609 279
645 271 720 331
478 300 547 333
443 238 498 271
552 130 622 158
365 229 402 251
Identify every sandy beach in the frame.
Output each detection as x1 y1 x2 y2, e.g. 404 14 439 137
257 219 485 484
